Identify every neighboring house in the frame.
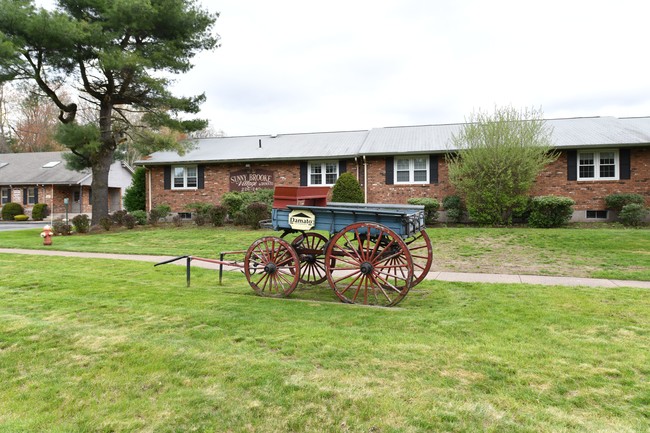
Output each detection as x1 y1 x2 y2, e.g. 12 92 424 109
0 151 134 220
137 116 650 222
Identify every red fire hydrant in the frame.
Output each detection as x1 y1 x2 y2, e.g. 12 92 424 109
41 225 54 246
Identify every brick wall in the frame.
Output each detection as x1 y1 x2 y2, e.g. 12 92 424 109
146 150 650 213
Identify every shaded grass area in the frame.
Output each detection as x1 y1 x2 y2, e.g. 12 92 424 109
0 253 648 432
1 225 649 280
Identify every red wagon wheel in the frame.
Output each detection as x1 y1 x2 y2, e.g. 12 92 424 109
400 229 434 286
325 222 413 307
291 232 329 285
244 237 300 297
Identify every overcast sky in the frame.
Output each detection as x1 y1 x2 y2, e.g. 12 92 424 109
39 0 650 136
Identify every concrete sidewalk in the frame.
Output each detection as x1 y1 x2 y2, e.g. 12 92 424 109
2 247 649 289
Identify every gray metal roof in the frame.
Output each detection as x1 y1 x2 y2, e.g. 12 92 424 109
139 130 369 165
138 116 650 164
0 151 91 185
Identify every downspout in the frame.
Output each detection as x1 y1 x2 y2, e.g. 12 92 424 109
147 168 152 212
363 155 368 203
50 184 54 224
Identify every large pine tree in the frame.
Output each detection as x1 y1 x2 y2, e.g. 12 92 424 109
0 0 219 224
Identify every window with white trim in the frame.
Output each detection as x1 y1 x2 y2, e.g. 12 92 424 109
1 188 10 205
578 150 618 180
27 187 37 205
395 156 429 184
309 161 338 186
172 165 198 189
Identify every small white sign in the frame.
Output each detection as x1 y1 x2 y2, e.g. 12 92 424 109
288 209 316 231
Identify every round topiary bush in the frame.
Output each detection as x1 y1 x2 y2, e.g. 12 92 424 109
71 214 90 233
31 203 49 221
331 172 364 203
1 202 24 221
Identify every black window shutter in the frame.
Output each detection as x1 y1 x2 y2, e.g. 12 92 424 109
163 166 171 190
567 150 577 181
429 155 439 184
23 188 27 205
197 165 205 189
620 149 631 180
300 161 308 186
338 160 347 175
385 157 394 185
34 187 39 203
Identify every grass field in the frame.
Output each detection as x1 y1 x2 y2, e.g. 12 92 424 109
0 252 649 432
1 224 649 280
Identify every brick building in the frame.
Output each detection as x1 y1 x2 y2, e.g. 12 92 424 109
0 151 134 220
137 116 650 222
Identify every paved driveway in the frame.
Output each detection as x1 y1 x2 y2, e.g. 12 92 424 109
0 222 44 232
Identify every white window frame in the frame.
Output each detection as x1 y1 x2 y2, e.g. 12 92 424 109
27 187 37 205
394 155 429 184
1 187 10 205
308 160 339 186
172 165 198 190
577 149 619 181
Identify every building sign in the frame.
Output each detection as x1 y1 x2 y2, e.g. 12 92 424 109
12 189 21 203
288 209 316 231
229 169 274 192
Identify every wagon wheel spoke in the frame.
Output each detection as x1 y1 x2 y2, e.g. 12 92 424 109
325 222 413 307
245 237 300 298
291 232 329 285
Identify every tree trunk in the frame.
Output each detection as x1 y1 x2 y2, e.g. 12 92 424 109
91 100 116 226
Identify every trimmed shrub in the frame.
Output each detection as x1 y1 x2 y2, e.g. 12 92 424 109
14 214 29 221
2 202 24 221
221 192 244 218
222 190 274 224
605 193 645 211
111 210 128 226
148 204 170 226
31 203 49 221
99 216 113 231
209 205 228 227
71 214 91 233
528 196 575 228
123 214 137 229
618 203 648 227
172 214 183 227
241 202 271 229
407 197 439 224
331 172 364 203
186 202 212 226
442 195 464 223
130 210 147 225
52 220 72 235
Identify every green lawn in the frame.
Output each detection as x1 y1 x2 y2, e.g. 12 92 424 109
0 253 648 432
1 224 649 280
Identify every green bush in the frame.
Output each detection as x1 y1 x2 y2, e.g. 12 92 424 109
71 214 90 233
123 214 137 229
148 204 170 226
209 205 228 227
99 216 113 231
221 192 244 217
442 195 464 223
111 210 128 226
31 203 49 221
528 196 575 228
605 193 645 211
222 190 274 223
407 197 439 224
331 173 364 203
186 202 213 226
123 167 146 212
618 203 648 227
241 202 271 229
14 214 29 221
2 202 24 221
130 210 147 226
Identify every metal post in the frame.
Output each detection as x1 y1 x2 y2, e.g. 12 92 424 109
64 197 69 224
186 256 192 287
